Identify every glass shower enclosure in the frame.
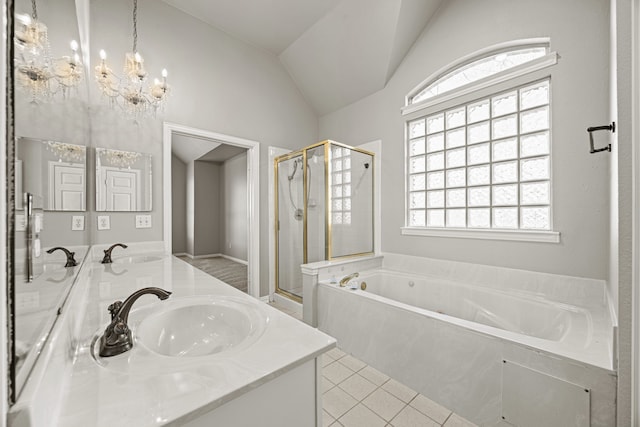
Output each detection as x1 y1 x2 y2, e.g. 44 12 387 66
275 140 374 303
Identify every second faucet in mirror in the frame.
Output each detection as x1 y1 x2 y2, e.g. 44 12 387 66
101 243 128 264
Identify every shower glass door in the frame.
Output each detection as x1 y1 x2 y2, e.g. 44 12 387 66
276 154 304 300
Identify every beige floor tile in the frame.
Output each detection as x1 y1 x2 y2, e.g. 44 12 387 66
409 394 452 424
338 373 377 401
324 361 355 384
327 347 347 360
323 386 359 419
390 405 440 427
339 403 387 427
323 410 336 427
322 355 335 367
362 388 406 422
443 413 478 427
322 376 336 394
358 365 390 386
382 379 418 403
339 354 367 372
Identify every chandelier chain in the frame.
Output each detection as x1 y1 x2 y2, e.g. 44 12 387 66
31 0 38 20
132 0 138 53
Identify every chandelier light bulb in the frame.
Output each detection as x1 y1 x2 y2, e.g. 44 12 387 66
134 52 142 63
99 49 107 60
162 69 168 78
70 40 78 51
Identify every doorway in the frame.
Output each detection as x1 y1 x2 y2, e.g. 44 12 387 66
162 122 260 298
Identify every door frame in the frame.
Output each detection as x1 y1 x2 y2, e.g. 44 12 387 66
162 122 260 299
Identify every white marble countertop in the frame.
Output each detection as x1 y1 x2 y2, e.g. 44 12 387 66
54 252 336 427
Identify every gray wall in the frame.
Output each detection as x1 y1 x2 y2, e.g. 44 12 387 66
194 161 221 256
221 153 248 261
171 154 187 254
319 0 611 281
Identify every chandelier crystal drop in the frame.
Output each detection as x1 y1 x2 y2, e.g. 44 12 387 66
94 0 170 118
14 0 83 102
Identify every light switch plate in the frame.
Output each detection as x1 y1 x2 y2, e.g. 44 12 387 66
15 214 26 232
135 214 152 229
97 215 110 230
72 215 85 231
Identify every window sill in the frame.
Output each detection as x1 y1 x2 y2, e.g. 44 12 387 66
401 227 560 243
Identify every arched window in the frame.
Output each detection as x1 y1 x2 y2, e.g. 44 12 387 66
402 41 559 242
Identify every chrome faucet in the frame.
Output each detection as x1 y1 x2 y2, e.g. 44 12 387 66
339 272 359 287
46 246 77 267
99 287 172 357
101 243 128 264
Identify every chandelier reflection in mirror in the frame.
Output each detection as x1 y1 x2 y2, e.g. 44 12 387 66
94 0 170 118
101 148 142 169
45 141 85 163
14 0 83 102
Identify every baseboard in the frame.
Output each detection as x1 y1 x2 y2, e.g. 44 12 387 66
259 295 271 303
220 254 248 265
192 253 222 260
172 252 190 258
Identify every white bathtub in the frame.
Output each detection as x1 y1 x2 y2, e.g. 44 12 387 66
315 266 616 427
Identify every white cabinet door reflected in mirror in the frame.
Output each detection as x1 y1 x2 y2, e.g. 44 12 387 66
96 148 152 211
17 137 87 211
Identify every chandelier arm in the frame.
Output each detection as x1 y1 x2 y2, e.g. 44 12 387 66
132 0 138 53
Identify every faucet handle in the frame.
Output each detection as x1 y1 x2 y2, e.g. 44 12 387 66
107 301 123 321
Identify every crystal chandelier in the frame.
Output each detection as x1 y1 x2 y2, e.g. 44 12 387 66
14 0 83 102
94 0 169 118
45 141 85 163
102 148 141 169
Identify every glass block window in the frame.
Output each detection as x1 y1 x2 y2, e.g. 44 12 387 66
410 47 547 104
407 78 551 230
331 146 351 225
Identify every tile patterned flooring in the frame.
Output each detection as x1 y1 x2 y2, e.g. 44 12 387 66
268 302 478 427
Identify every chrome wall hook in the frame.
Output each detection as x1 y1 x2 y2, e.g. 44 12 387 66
587 122 615 154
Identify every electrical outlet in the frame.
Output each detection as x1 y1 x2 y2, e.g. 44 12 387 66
135 215 152 229
72 215 85 231
97 215 110 230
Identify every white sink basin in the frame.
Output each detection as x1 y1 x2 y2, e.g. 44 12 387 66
135 296 267 357
112 255 163 264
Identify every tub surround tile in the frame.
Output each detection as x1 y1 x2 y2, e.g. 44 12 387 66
324 387 359 419
340 403 387 427
409 394 452 424
390 405 440 427
363 388 406 422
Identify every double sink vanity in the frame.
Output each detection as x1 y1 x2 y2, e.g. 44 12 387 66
10 242 335 427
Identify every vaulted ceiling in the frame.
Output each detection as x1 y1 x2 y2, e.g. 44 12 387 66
161 0 443 115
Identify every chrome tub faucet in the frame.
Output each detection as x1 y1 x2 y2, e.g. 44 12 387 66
101 243 128 264
99 287 172 357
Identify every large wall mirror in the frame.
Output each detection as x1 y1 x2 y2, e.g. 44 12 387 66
17 137 87 211
95 147 152 211
10 0 90 402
